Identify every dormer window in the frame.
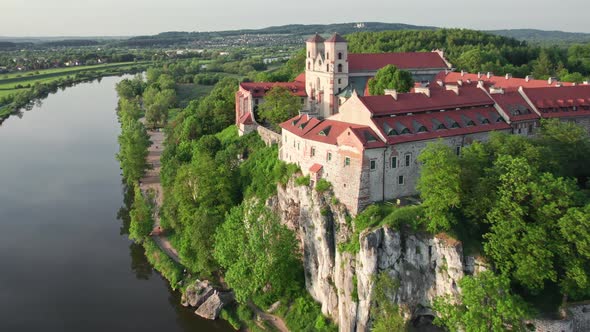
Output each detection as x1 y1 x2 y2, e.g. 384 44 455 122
319 126 332 136
364 131 377 142
401 128 411 134
466 120 475 127
450 122 460 129
417 126 428 133
482 118 490 124
437 123 446 130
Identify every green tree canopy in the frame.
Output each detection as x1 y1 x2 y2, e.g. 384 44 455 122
433 271 530 332
417 141 462 233
368 65 414 95
214 201 302 304
257 86 302 131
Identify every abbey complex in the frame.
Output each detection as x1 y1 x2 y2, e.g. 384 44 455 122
235 33 590 214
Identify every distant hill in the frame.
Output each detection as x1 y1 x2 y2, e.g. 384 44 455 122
488 29 590 45
2 24 590 49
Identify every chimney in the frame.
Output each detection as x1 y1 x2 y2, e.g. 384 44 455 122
457 79 463 86
583 80 589 85
556 82 562 87
487 72 494 79
436 79 444 87
477 80 485 88
573 82 577 86
505 73 512 80
525 75 533 82
384 89 398 100
461 70 465 77
489 86 504 94
466 79 472 84
445 84 459 95
477 72 482 79
548 77 557 85
414 86 430 97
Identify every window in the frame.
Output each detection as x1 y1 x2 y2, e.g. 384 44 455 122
326 64 329 72
308 51 310 57
401 128 411 134
528 124 533 134
326 52 329 60
338 52 342 60
466 120 475 127
456 146 461 156
254 99 259 105
391 156 397 169
338 88 342 93
338 78 342 84
344 157 351 167
398 175 404 185
405 154 411 167
297 142 300 150
370 159 377 170
285 136 288 143
450 122 460 129
307 62 310 70
338 64 343 73
436 123 446 130
417 126 428 133
311 147 316 157
327 152 332 161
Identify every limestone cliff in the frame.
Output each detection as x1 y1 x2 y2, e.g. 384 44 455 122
271 178 473 331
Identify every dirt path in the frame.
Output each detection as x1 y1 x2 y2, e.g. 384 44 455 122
247 302 290 332
139 128 181 264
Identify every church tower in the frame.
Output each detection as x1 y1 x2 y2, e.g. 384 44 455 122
305 33 349 118
324 33 349 116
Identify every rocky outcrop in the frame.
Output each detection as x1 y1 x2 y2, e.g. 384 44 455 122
181 280 234 320
195 290 235 320
273 178 468 331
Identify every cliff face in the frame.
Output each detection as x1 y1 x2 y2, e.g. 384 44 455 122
272 179 469 331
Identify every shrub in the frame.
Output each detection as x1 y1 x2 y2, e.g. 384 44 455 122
143 238 183 289
315 179 332 192
284 295 337 332
295 175 310 186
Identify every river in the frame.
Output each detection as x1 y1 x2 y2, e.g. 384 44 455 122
0 75 234 332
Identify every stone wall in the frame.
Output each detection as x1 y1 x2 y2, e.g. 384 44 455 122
257 126 281 146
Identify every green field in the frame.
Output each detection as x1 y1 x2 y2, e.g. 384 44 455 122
0 62 149 91
176 83 215 108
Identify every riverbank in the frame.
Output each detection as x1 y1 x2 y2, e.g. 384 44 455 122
0 62 151 123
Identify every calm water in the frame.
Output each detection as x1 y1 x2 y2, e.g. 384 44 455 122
0 76 234 332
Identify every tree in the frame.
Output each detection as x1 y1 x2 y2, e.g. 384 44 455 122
532 50 554 79
116 118 150 185
557 204 590 300
368 65 414 95
129 185 154 243
433 271 530 332
483 155 579 292
417 141 462 233
214 201 301 304
257 86 301 131
371 272 406 332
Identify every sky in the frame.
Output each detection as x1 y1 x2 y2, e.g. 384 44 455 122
2 0 590 37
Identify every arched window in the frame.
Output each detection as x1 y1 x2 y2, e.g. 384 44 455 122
307 62 310 70
401 128 411 134
466 120 475 126
338 52 342 60
436 124 446 130
451 122 460 129
308 51 310 57
418 126 428 133
338 64 343 73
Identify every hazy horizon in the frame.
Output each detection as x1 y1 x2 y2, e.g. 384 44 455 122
3 0 590 37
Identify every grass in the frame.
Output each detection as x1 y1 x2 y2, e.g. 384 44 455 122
143 238 184 290
0 62 144 82
175 83 214 108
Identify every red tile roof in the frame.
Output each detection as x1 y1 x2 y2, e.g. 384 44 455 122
358 87 493 116
348 52 449 72
372 107 511 144
306 34 325 43
436 72 575 90
238 112 253 125
490 91 540 122
325 33 347 43
240 80 307 98
522 85 590 118
279 114 322 137
281 116 385 148
309 163 323 173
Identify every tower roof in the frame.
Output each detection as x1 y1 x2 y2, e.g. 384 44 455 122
325 33 347 43
306 33 325 43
